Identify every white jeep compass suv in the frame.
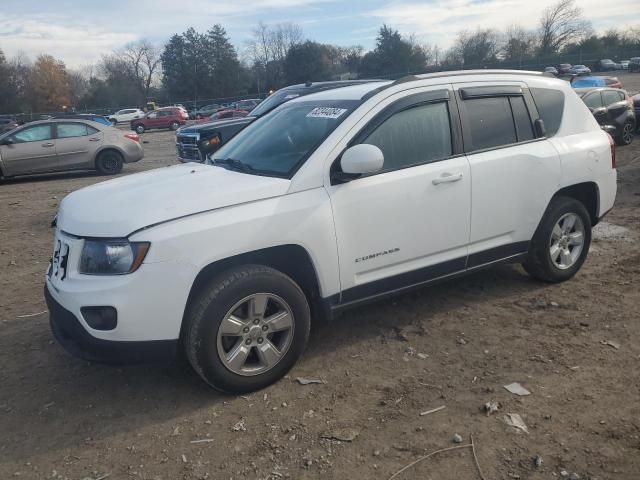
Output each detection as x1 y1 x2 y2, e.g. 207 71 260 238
45 70 617 393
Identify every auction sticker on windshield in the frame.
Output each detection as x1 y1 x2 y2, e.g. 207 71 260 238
306 107 347 119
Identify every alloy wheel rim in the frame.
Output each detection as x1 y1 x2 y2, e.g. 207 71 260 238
549 213 585 270
103 155 118 171
623 123 633 144
216 293 294 376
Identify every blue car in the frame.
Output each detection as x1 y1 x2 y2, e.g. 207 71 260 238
571 76 606 88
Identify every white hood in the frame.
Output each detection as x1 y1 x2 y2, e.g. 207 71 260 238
58 163 291 237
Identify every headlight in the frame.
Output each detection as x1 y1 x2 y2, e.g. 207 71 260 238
79 239 150 275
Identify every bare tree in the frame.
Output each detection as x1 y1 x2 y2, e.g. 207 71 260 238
538 0 592 55
453 28 500 66
503 24 536 62
246 22 303 88
120 40 162 102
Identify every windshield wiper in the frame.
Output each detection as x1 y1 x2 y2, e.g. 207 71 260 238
213 157 256 174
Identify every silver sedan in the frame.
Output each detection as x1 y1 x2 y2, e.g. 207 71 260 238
0 119 144 179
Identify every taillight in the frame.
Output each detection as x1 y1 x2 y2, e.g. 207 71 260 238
124 133 140 142
608 133 616 169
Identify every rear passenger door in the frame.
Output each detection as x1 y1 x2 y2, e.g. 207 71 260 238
455 83 561 265
54 122 103 170
602 90 627 126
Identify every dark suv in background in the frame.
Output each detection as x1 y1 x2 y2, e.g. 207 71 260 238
175 80 378 163
577 87 636 145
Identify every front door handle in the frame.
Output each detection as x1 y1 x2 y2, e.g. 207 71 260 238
42 142 55 148
432 172 463 185
88 137 100 142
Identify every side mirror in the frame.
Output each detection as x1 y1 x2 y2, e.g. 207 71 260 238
534 118 546 138
341 144 384 175
1 137 14 146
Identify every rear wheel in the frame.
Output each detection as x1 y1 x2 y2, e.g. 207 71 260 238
184 265 311 393
523 197 591 283
616 120 634 146
134 124 145 134
95 150 124 175
170 121 180 131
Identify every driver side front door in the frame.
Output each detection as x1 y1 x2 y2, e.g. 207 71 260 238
326 88 471 306
0 124 56 176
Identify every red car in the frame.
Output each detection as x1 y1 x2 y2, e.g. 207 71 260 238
214 109 249 120
603 76 623 89
131 107 187 134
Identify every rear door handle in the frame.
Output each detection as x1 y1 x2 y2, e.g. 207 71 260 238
432 172 463 185
88 138 100 142
42 142 55 148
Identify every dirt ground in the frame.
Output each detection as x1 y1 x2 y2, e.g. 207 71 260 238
1 73 640 480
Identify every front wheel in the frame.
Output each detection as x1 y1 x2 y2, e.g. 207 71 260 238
184 265 311 393
523 196 592 283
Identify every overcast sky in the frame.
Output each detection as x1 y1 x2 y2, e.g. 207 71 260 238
0 0 638 68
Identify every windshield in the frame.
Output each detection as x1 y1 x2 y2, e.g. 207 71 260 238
213 100 359 178
249 89 304 117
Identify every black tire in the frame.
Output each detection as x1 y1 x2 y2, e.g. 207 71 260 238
523 196 592 283
110 118 117 126
134 124 145 134
95 150 124 175
169 121 180 131
184 265 311 394
616 120 634 146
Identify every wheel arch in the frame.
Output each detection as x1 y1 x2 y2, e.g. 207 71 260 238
551 182 600 226
180 244 327 339
94 146 125 166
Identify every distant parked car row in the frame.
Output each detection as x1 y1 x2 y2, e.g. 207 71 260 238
189 99 261 119
546 59 640 77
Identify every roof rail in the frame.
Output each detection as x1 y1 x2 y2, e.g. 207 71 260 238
361 69 551 101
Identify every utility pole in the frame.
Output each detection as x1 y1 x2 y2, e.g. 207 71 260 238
194 63 198 109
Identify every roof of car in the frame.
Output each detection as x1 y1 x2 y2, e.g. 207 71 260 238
290 70 557 103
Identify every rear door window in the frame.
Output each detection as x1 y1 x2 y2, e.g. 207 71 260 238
57 123 89 138
509 96 534 142
602 90 623 106
463 97 517 151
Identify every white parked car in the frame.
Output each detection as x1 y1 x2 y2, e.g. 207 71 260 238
108 108 145 124
46 70 616 393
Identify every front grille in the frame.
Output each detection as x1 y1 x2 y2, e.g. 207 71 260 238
176 145 202 162
177 135 198 145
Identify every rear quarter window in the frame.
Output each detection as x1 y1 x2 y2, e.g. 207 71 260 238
530 88 565 137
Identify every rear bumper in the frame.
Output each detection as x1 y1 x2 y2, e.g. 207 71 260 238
45 284 177 364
